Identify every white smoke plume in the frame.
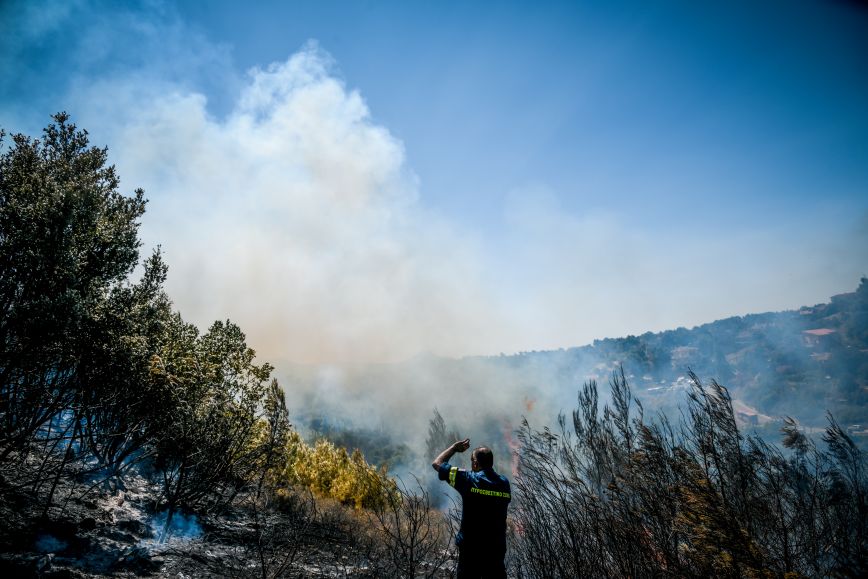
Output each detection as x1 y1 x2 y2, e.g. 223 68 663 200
82 44 512 365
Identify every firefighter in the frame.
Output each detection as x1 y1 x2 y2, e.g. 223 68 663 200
432 438 511 579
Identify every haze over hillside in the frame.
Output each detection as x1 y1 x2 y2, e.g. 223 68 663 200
285 279 868 468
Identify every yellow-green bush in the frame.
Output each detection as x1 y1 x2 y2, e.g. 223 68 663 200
281 431 396 510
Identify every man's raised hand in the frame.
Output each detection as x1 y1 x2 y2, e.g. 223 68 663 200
454 438 471 452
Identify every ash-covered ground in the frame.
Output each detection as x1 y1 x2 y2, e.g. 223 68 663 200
0 465 457 578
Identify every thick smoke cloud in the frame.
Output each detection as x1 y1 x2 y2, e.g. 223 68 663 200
95 45 509 364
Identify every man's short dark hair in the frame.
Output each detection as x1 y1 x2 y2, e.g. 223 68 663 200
472 446 494 469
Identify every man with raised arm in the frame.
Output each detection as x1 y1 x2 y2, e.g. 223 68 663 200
432 438 511 579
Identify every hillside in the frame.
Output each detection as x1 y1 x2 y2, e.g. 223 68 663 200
486 278 868 431
289 279 868 469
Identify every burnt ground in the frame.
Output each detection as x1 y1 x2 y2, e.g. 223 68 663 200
0 467 458 578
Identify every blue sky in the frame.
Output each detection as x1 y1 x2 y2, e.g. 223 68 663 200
2 0 867 363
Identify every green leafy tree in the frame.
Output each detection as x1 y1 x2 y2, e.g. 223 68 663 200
0 115 294 535
0 112 148 467
148 316 280 536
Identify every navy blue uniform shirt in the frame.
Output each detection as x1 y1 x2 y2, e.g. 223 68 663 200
438 462 511 550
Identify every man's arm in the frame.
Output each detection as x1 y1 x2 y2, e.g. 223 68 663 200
432 438 471 471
